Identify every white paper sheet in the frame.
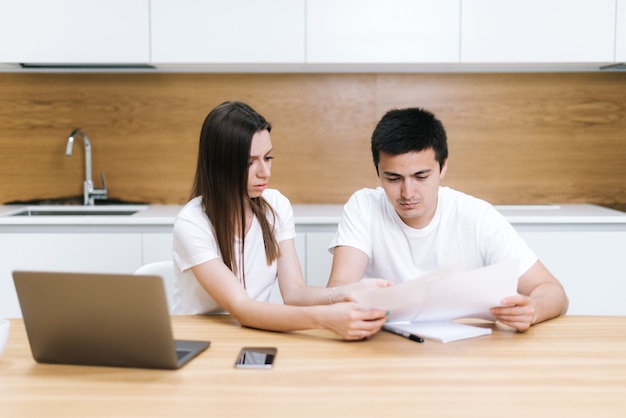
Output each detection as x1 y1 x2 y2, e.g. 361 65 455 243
384 321 492 343
353 259 521 323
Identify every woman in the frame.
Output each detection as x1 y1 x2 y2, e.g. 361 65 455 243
172 101 388 340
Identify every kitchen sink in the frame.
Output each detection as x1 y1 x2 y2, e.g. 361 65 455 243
3 195 148 206
9 205 147 217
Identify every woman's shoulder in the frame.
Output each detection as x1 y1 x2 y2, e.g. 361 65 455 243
262 188 291 208
176 196 204 220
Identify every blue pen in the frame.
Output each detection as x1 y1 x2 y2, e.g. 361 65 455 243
383 325 424 343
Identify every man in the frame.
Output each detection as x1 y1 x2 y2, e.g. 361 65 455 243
327 107 568 332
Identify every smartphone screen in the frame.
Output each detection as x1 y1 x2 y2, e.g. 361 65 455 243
234 347 277 369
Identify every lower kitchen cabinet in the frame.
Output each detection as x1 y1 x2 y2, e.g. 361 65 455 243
141 232 174 265
517 226 626 316
3 215 624 318
304 232 335 288
0 232 143 318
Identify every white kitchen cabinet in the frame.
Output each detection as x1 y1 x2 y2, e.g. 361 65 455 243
150 0 305 64
269 230 331 304
306 0 460 64
616 0 626 62
141 232 174 265
304 232 334 287
0 0 150 64
0 233 143 318
461 0 616 63
517 226 626 316
2 204 624 318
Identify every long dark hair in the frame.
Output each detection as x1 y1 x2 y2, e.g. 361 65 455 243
191 101 280 285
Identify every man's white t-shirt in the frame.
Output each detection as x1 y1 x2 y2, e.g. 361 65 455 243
172 189 295 314
329 186 537 283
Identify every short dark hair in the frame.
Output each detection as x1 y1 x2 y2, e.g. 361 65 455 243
371 107 448 174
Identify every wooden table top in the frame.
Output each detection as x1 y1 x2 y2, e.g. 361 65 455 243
1 315 625 418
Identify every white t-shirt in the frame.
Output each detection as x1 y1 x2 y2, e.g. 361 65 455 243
329 186 537 283
172 189 295 314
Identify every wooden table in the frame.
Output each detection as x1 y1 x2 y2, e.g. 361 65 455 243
1 315 625 418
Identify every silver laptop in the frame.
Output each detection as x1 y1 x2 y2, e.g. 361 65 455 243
13 271 210 370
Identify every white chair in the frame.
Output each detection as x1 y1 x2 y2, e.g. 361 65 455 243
134 260 175 313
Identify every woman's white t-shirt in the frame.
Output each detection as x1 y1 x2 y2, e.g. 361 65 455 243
172 189 295 314
329 186 537 283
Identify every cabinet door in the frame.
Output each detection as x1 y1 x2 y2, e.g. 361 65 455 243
141 232 173 265
517 228 626 316
0 0 150 64
461 0 616 63
151 0 305 64
307 0 460 63
0 233 143 318
617 0 626 62
305 232 335 287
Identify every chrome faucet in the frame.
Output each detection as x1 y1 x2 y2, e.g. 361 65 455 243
65 128 108 206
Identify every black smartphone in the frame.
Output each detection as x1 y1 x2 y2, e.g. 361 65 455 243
234 347 277 369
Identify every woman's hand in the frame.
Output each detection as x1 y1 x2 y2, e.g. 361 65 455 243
353 278 395 289
316 302 388 341
330 278 394 304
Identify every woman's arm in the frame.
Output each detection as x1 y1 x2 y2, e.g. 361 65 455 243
276 239 392 306
191 257 387 340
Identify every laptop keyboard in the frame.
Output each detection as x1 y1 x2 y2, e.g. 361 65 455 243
176 349 192 361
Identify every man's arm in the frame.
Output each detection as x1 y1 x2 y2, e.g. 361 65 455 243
491 260 569 332
327 245 370 287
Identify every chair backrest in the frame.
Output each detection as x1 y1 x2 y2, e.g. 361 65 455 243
134 261 175 313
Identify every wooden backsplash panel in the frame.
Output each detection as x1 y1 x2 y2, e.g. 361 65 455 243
0 72 624 205
375 73 626 204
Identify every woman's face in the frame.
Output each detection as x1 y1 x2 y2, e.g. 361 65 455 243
247 129 273 198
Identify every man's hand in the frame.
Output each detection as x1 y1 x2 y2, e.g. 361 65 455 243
490 294 537 332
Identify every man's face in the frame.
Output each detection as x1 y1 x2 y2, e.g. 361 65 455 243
378 148 447 229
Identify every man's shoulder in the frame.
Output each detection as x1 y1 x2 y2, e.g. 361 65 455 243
439 187 501 222
349 187 386 202
342 188 392 223
440 187 491 207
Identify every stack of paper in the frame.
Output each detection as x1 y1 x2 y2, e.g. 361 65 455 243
383 321 492 343
353 259 521 343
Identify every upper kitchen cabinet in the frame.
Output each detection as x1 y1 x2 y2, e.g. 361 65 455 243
617 0 626 62
306 0 460 64
461 0 616 64
0 0 150 64
150 0 305 64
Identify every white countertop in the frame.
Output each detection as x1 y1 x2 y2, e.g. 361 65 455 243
0 203 624 226
293 203 626 224
0 204 182 226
